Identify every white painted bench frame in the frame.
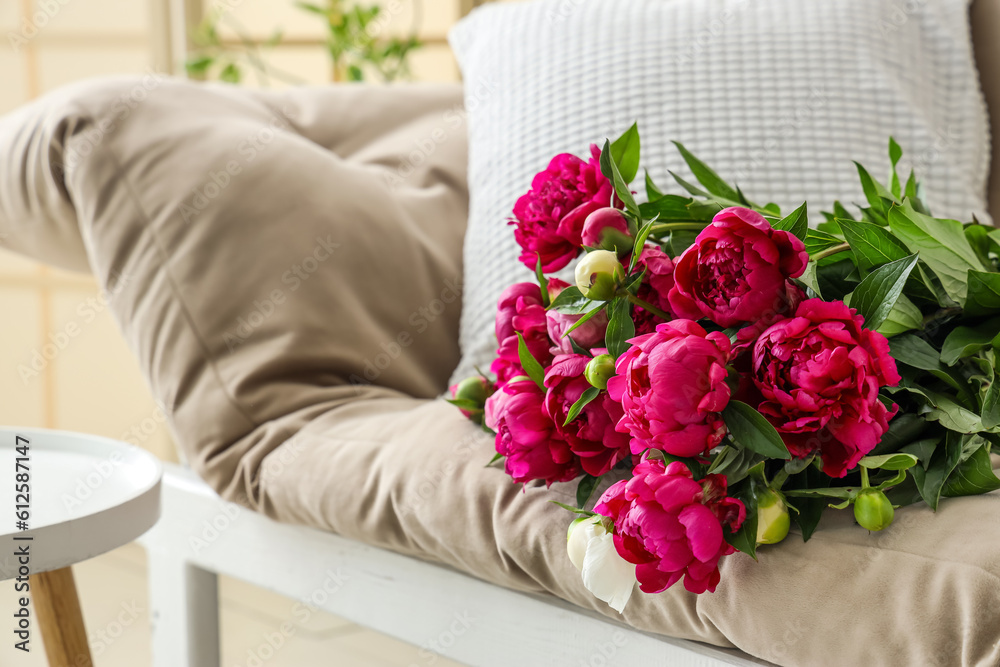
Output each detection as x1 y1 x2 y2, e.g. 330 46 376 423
139 464 772 667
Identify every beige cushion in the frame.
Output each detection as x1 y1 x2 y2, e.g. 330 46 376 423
0 76 468 502
1 77 999 666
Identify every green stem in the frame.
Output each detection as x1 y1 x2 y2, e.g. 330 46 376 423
860 466 871 489
770 469 789 491
626 294 671 320
811 242 851 262
649 222 710 234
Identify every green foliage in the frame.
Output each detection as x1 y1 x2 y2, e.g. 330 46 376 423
462 128 1000 547
186 0 422 86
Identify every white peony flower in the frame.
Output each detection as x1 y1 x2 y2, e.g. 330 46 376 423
567 518 636 614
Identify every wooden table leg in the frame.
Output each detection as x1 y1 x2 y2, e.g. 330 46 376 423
30 566 94 667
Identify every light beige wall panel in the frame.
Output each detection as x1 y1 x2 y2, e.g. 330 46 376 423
50 289 177 461
0 249 43 277
0 49 29 113
0 0 19 30
38 45 152 90
41 0 147 34
0 288 46 426
380 0 459 39
407 42 457 81
208 0 324 40
245 44 331 86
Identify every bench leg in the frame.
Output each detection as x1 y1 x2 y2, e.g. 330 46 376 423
148 551 220 667
31 566 94 667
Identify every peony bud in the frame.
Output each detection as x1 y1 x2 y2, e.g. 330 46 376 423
567 517 636 613
755 489 790 545
582 208 633 256
450 376 493 424
575 250 625 301
454 376 490 405
854 488 894 531
584 354 616 390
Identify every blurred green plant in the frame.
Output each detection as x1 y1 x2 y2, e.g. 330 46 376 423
186 0 422 85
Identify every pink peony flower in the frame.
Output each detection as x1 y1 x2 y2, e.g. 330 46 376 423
752 298 902 478
545 279 609 355
512 145 614 272
668 207 809 328
491 282 552 384
608 320 732 457
543 354 631 477
595 459 745 594
485 377 579 485
632 246 676 335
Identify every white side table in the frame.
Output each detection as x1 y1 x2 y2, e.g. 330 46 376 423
0 427 162 667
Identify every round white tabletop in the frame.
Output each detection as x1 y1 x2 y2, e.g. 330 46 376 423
0 426 162 579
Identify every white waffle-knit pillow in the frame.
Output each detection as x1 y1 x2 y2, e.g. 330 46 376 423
447 0 991 384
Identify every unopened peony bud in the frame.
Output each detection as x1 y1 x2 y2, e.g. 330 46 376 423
854 489 894 531
575 250 625 301
454 376 490 405
755 489 790 545
585 354 616 390
582 208 633 256
450 376 493 424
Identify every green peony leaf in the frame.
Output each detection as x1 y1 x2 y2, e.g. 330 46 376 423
535 255 549 306
965 224 994 270
771 202 808 242
672 141 741 203
667 230 700 258
855 162 898 216
941 443 1000 497
922 391 983 434
610 123 641 185
940 317 1000 365
849 254 919 330
889 138 903 198
964 270 1000 317
638 194 710 222
707 445 766 485
887 205 981 305
605 298 635 359
805 228 845 256
838 219 910 274
564 303 607 336
564 387 600 426
722 401 791 459
630 218 657 272
723 476 760 560
858 453 919 471
889 334 942 371
899 436 942 470
911 431 965 510
982 369 1000 430
576 474 601 508
548 286 600 314
784 487 857 500
645 169 664 202
876 293 922 338
598 140 639 218
446 398 483 411
516 332 546 390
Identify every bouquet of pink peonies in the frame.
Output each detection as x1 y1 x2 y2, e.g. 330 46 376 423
449 125 1000 612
